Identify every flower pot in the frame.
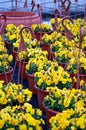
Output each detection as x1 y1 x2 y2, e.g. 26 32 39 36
0 11 41 26
35 86 49 111
26 73 37 94
41 43 51 60
44 106 59 129
0 67 13 84
16 60 28 80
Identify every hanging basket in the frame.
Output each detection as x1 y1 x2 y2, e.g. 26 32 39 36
0 11 41 26
0 67 13 84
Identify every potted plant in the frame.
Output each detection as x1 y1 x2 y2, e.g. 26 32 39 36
67 55 86 87
17 47 48 80
0 39 13 84
62 17 86 44
4 24 33 58
0 81 45 130
51 33 76 60
34 64 72 90
41 31 60 59
43 87 86 128
54 48 69 69
49 107 86 130
0 103 45 130
50 17 64 34
0 81 32 108
25 54 48 94
4 24 21 55
31 23 52 41
34 61 72 110
13 25 42 80
43 87 86 111
67 57 77 75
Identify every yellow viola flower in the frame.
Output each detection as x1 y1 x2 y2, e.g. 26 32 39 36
36 108 42 116
8 54 13 62
0 119 4 129
17 92 24 103
80 80 85 86
9 34 16 41
19 124 27 130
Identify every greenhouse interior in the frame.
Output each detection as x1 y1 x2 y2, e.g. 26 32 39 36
0 0 86 130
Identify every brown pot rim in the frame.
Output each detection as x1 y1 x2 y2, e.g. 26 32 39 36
35 85 49 93
43 105 59 114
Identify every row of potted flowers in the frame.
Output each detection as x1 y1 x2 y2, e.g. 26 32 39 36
4 24 86 76
0 17 86 129
1 22 86 92
1 22 86 100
